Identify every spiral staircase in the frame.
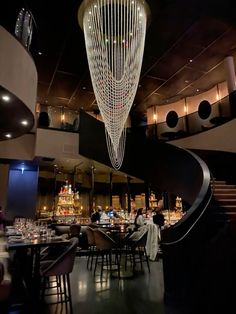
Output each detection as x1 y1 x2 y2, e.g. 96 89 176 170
213 180 236 222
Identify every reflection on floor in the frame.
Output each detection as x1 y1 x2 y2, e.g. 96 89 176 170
41 256 165 314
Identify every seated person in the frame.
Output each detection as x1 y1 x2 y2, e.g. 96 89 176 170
100 210 109 221
134 208 145 230
153 207 165 228
91 208 101 223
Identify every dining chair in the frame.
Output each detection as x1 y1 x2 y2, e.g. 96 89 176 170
69 224 81 238
40 237 78 313
93 229 120 278
85 226 96 270
0 260 11 312
124 226 150 273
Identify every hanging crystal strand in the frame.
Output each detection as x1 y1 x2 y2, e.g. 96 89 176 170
80 0 149 169
15 7 34 50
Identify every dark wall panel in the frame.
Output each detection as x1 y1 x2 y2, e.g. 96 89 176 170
6 169 39 220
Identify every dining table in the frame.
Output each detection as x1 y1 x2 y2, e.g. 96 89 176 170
6 230 70 312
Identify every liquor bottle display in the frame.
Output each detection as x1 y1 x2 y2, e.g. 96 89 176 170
55 181 80 216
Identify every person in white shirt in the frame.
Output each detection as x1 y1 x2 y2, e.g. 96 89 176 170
134 208 145 230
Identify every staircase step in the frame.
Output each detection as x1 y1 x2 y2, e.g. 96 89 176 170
212 180 226 185
214 194 236 199
216 199 236 206
213 188 236 194
212 184 236 189
217 205 236 211
214 212 236 221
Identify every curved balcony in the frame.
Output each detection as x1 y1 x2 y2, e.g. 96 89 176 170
0 26 37 141
146 93 234 141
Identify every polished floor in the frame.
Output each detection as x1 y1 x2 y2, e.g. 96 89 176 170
41 255 165 314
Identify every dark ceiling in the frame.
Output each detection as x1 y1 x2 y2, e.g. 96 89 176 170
2 0 236 125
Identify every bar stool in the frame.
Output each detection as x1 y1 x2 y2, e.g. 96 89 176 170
85 226 96 270
93 229 120 278
40 237 78 312
124 227 150 273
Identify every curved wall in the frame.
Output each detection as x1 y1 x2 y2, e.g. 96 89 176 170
170 118 236 152
0 26 37 113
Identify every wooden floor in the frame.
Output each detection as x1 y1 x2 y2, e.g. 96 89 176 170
40 255 165 314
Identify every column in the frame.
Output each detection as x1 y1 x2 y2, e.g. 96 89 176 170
89 166 95 215
120 185 126 210
126 176 131 214
225 56 236 93
144 182 150 212
224 56 236 116
109 172 113 207
0 164 9 213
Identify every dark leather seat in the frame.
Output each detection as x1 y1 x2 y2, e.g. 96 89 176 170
40 237 78 312
93 229 120 278
124 227 150 273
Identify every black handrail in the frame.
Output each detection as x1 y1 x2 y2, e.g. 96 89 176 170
78 111 213 245
159 147 212 244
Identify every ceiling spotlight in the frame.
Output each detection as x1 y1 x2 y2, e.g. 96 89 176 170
2 95 10 102
21 120 28 126
82 86 87 90
5 133 12 138
189 59 193 63
196 89 199 92
38 51 42 55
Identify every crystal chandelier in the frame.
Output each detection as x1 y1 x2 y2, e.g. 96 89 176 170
78 0 150 169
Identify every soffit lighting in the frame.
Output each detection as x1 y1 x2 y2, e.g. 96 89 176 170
21 120 28 126
21 163 25 174
2 95 10 102
78 0 150 170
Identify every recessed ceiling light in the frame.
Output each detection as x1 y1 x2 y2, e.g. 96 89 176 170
38 51 42 55
21 120 28 126
5 133 12 138
196 89 199 92
189 59 193 63
185 80 190 83
82 86 86 90
2 95 10 102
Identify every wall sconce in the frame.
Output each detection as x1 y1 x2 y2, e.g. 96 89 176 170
35 102 41 113
61 110 65 123
184 98 188 114
216 84 221 101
